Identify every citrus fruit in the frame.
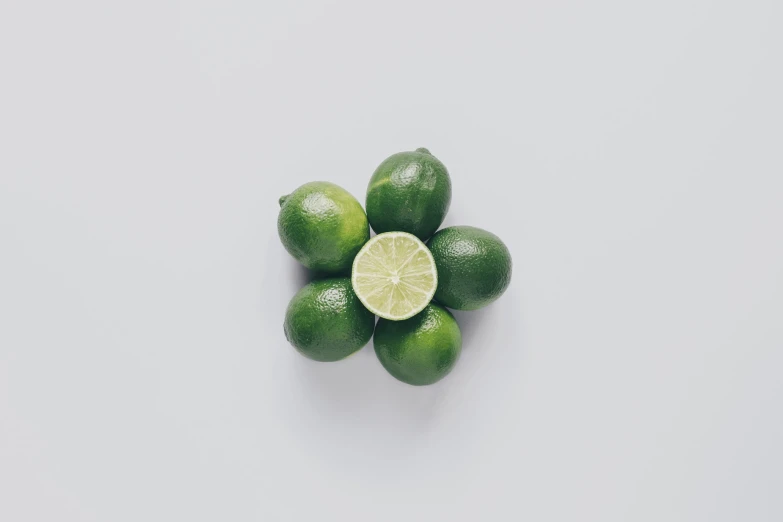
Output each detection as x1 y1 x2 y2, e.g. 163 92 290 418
283 278 375 362
373 304 462 386
278 182 370 274
365 148 452 240
427 226 512 310
351 232 438 321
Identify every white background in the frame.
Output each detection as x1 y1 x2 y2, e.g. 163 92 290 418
1 1 781 521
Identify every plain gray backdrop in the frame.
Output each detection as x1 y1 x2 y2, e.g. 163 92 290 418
1 1 781 521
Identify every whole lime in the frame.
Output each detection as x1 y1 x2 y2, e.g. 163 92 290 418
284 278 375 362
373 304 462 386
365 148 451 240
427 226 512 310
278 182 369 274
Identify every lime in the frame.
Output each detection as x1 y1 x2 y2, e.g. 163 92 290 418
374 304 462 386
365 148 452 240
427 226 512 310
351 232 438 321
283 278 375 362
278 182 370 274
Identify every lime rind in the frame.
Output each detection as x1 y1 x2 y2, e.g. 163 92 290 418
351 232 438 321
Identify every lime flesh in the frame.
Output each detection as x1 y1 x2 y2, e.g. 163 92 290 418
351 232 438 321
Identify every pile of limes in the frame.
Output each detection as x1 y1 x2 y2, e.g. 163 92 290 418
278 148 512 386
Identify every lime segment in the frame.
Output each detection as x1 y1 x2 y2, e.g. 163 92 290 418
351 232 438 320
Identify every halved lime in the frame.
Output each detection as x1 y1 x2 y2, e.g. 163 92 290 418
351 232 438 321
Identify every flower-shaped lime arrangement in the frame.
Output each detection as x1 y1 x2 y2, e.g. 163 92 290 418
278 148 512 385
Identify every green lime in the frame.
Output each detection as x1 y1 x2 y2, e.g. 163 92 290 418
284 278 375 362
365 148 452 240
278 182 370 274
373 304 462 386
427 226 512 311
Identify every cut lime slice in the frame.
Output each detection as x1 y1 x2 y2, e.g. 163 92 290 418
351 232 438 321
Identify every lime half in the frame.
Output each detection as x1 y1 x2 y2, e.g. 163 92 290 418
351 232 438 320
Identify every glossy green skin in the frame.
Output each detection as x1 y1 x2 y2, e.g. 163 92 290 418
374 304 462 386
278 182 370 274
284 278 375 362
365 148 452 240
427 226 512 311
